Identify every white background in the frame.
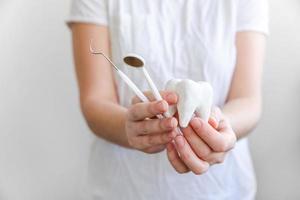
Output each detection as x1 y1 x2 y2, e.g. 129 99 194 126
0 0 299 199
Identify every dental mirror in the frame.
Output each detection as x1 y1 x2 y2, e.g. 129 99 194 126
89 40 168 121
123 53 171 118
89 41 149 102
123 54 145 68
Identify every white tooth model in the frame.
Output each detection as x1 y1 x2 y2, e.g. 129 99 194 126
165 79 214 128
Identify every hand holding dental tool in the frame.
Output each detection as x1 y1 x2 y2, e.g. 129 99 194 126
89 43 149 103
90 42 177 153
123 54 171 118
89 41 164 119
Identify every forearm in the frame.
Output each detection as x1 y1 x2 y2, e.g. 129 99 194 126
222 97 261 139
222 32 265 139
81 98 130 148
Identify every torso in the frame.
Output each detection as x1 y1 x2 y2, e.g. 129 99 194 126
87 1 256 199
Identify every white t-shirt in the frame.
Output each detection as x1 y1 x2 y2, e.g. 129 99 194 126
67 1 269 199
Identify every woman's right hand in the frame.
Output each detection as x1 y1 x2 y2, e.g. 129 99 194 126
125 91 179 154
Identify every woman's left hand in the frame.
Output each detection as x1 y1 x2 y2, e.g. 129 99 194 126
166 107 237 174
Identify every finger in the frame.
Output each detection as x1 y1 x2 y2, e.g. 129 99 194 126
182 125 228 165
166 142 189 174
204 152 226 165
136 117 178 135
218 119 237 149
208 117 218 130
128 100 168 121
144 144 166 154
134 130 177 150
181 126 212 160
211 107 222 122
217 118 230 132
174 135 209 175
208 107 222 129
132 91 178 105
190 118 231 152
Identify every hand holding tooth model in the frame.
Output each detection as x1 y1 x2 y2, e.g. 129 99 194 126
90 45 237 174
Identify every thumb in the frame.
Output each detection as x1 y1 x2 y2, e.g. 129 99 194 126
131 90 178 105
208 107 222 129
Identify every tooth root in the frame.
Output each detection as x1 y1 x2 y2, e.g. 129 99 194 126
166 105 176 117
195 106 210 122
177 80 198 127
178 103 197 128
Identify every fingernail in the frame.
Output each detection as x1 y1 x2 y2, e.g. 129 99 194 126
157 100 167 111
209 117 218 129
169 118 177 128
191 118 202 128
168 131 176 139
166 93 177 102
166 143 173 151
175 136 185 148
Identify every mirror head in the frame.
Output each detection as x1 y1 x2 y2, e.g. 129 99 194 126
123 54 145 68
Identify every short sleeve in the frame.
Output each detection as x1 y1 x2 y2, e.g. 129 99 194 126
236 0 269 35
66 0 108 27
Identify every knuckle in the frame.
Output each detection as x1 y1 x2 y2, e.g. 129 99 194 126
176 168 189 174
128 106 139 120
194 165 208 175
125 109 132 120
215 141 228 152
168 131 177 139
200 147 211 159
215 156 225 164
148 136 156 146
139 122 148 135
160 119 170 131
194 170 203 175
161 134 170 144
180 152 191 162
163 133 172 143
194 169 204 175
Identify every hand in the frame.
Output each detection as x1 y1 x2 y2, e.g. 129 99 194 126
166 107 237 174
125 91 179 153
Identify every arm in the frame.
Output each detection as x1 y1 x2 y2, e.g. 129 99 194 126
223 31 266 139
71 23 178 152
71 23 129 147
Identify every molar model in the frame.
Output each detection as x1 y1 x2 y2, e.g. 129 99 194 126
165 79 213 128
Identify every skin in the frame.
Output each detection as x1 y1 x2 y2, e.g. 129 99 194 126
166 32 266 174
71 24 178 153
70 23 266 174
